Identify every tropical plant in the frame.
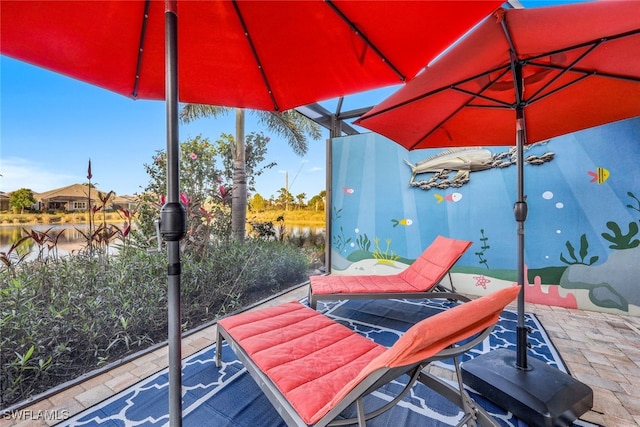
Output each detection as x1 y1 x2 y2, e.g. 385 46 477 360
249 193 267 211
214 132 276 191
308 192 325 211
179 105 321 242
8 188 36 214
0 239 309 408
295 193 307 209
276 187 295 210
0 235 31 277
138 135 231 251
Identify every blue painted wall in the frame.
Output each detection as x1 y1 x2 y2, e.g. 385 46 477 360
330 117 640 315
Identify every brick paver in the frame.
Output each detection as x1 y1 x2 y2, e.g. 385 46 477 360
2 286 638 426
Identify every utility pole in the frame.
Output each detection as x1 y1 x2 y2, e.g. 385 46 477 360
285 171 289 211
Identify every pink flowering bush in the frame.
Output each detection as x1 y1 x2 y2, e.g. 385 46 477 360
138 132 275 252
138 135 232 253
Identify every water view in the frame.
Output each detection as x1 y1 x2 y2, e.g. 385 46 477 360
0 224 324 260
0 224 106 260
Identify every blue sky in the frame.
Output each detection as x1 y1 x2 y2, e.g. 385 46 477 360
0 54 399 200
0 0 582 200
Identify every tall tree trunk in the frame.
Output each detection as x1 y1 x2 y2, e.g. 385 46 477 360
232 108 247 242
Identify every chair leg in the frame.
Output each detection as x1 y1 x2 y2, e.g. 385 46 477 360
454 356 500 427
453 355 479 427
448 271 457 293
418 362 500 427
356 398 366 427
215 331 223 368
308 289 317 309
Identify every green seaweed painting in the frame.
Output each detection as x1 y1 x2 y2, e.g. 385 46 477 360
356 233 371 252
601 221 639 250
560 234 599 266
475 229 490 269
332 226 351 253
626 191 640 213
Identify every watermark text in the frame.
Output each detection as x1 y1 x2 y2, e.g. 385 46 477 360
1 409 70 421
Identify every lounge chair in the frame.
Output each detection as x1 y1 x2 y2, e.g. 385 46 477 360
308 235 472 309
216 286 519 427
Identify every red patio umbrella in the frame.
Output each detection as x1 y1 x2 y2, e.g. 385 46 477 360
356 2 640 424
0 1 503 424
1 0 502 112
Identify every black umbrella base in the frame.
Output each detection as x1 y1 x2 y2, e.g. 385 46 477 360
461 349 593 427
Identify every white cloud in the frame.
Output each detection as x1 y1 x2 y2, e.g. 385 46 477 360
0 157 81 193
308 166 323 173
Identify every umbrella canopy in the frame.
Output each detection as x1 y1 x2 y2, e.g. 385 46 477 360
1 0 502 112
1 2 504 425
355 4 639 421
358 0 640 378
356 2 640 149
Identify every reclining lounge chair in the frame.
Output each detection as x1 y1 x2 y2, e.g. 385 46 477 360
309 235 472 309
216 286 519 427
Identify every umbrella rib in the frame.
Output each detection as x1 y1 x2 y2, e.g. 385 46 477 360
526 27 640 66
449 64 515 109
519 28 640 105
527 73 591 106
452 86 513 109
231 0 279 111
526 41 600 103
409 66 516 149
362 64 514 123
324 0 406 82
132 0 151 99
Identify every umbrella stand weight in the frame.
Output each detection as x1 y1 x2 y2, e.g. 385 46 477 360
461 349 593 427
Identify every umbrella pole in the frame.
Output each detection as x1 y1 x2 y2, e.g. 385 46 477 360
162 2 186 426
461 63 592 427
511 61 528 370
514 106 528 371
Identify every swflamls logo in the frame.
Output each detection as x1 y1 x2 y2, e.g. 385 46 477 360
1 409 70 421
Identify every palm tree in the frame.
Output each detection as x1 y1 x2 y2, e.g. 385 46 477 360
180 105 321 242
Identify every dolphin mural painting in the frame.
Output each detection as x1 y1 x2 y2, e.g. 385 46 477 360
404 144 554 190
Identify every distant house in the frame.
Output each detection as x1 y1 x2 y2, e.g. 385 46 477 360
0 192 9 211
111 194 139 211
35 184 113 211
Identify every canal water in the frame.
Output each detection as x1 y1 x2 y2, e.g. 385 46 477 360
0 224 324 260
0 224 116 260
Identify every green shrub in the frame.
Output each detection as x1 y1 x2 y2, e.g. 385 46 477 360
0 239 309 408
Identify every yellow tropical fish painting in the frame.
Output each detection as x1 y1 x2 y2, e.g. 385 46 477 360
588 167 610 184
391 218 413 227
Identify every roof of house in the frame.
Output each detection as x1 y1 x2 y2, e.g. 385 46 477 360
35 183 109 201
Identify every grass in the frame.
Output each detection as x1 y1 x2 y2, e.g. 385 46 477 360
0 209 325 226
247 209 325 225
0 212 122 226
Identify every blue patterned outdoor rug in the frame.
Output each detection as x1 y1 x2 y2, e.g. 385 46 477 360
61 298 596 427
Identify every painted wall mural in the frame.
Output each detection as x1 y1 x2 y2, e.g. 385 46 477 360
330 117 640 316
